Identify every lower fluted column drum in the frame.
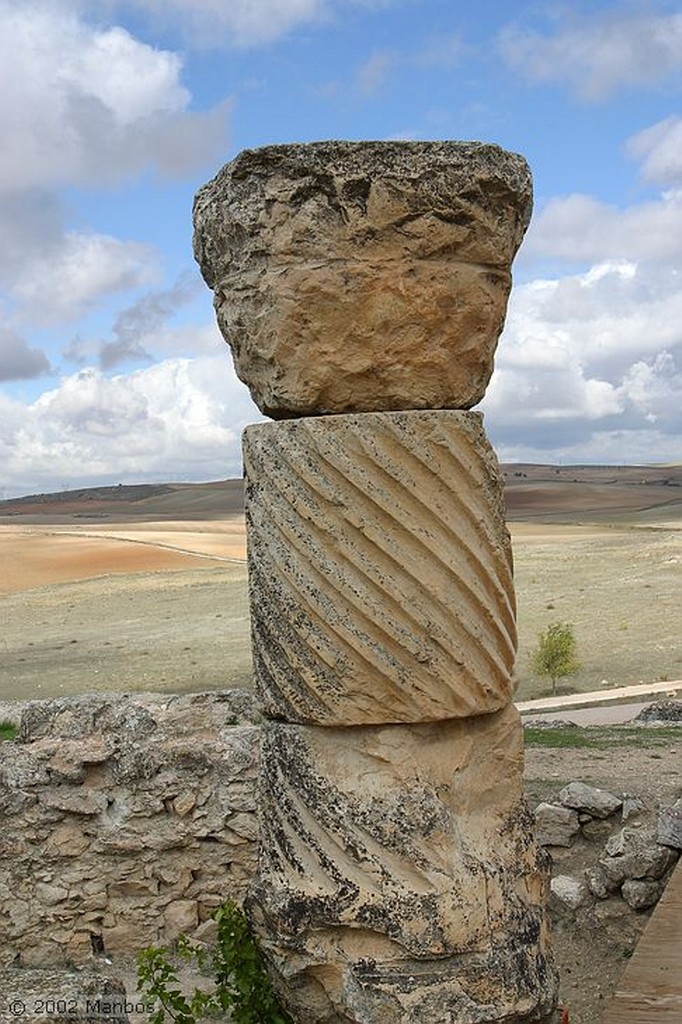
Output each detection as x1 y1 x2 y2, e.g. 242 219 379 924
247 706 558 1023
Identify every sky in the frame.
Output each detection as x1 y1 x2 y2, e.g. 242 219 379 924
1 0 681 498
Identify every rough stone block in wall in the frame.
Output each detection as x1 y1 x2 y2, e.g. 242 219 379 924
243 409 517 725
247 705 558 1024
193 140 532 417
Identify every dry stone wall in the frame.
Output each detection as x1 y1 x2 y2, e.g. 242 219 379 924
1 690 679 1013
0 691 259 967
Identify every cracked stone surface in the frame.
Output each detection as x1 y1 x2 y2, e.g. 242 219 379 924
247 705 558 1023
193 140 532 417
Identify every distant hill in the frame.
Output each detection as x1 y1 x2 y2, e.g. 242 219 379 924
501 463 682 523
1 465 680 525
0 480 244 522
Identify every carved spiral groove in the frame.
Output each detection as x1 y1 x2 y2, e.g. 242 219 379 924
243 409 517 726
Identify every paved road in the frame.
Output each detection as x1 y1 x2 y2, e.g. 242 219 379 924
521 702 652 726
517 679 681 726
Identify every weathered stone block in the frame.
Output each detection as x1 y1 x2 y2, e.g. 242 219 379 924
658 797 682 849
247 705 557 1023
193 140 532 417
550 875 587 911
533 803 580 847
244 410 516 725
558 782 622 819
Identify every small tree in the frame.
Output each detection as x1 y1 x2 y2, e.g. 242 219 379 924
532 621 581 695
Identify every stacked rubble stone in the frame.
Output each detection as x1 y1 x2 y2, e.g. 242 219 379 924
194 141 559 1023
533 781 682 913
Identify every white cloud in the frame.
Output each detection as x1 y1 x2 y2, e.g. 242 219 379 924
491 426 681 468
96 273 200 368
99 0 404 49
58 24 188 125
618 352 682 426
500 9 682 100
2 357 262 497
487 114 682 464
0 325 52 381
628 116 682 187
106 0 326 48
0 190 65 285
12 232 158 325
0 2 230 335
482 257 682 461
522 189 682 266
355 50 395 94
0 1 230 191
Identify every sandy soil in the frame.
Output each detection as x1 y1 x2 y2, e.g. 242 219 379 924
0 519 251 702
2 512 680 705
510 521 682 699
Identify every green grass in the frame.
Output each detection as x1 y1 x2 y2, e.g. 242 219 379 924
524 724 681 749
0 721 18 742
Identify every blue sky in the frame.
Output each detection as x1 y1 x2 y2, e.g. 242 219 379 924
1 0 681 497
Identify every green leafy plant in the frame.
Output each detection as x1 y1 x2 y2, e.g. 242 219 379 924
137 900 293 1024
532 621 581 696
0 721 17 742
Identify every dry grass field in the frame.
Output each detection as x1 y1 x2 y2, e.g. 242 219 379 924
0 467 680 704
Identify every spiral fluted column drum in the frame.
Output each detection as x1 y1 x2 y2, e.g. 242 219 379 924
193 140 559 1024
243 410 516 725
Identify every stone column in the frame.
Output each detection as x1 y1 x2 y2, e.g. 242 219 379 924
194 141 559 1023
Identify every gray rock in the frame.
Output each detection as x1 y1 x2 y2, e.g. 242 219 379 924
0 702 25 729
621 877 665 911
657 798 682 850
581 818 614 842
558 781 622 819
534 802 581 847
550 875 587 910
586 865 619 899
592 896 634 923
635 699 682 722
605 829 628 857
622 795 645 822
599 827 679 886
0 968 129 1022
193 140 533 417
